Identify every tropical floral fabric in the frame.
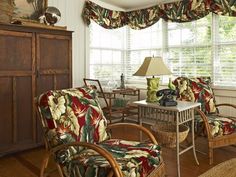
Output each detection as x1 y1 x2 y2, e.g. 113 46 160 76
37 87 162 177
57 139 162 177
195 114 236 137
173 77 216 114
173 77 236 137
126 6 160 30
37 87 109 148
83 0 126 29
83 0 236 30
159 0 210 22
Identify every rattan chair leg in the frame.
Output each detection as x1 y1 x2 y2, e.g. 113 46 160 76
209 147 213 165
56 163 64 177
107 170 114 177
40 152 50 177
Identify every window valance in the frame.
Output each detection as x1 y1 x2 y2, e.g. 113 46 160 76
83 0 236 30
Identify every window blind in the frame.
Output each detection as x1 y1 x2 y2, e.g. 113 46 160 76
126 21 163 83
213 15 236 87
88 14 236 88
89 22 126 82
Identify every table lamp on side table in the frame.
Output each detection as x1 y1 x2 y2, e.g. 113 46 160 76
133 56 172 102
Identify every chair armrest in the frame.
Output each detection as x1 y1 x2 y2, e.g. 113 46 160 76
215 103 236 119
50 142 123 177
107 123 158 144
194 108 213 139
215 103 236 109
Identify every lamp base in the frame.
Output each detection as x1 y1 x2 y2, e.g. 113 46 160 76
146 77 160 102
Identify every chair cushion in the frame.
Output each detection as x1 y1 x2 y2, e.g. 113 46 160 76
195 114 236 137
57 139 162 177
37 87 109 147
173 77 217 114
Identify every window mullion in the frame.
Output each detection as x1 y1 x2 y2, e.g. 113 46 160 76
212 13 219 86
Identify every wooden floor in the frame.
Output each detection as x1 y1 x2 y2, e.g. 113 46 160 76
0 124 236 177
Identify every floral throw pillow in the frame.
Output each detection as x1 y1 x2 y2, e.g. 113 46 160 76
173 77 217 114
37 87 109 147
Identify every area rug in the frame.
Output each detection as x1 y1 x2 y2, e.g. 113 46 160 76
198 158 236 177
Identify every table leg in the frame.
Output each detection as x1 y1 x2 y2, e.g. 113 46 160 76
192 110 199 165
139 106 143 141
176 119 180 177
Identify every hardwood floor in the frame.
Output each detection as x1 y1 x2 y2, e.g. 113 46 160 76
0 124 235 177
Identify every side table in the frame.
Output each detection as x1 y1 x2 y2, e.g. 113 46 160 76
133 100 201 177
102 88 140 122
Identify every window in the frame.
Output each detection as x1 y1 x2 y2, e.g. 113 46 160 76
213 15 236 87
88 14 236 88
89 22 126 82
167 15 212 78
127 21 163 83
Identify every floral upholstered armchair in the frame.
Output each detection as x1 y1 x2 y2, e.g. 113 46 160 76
36 87 165 177
173 77 236 164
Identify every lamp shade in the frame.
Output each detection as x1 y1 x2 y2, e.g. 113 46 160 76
133 57 172 76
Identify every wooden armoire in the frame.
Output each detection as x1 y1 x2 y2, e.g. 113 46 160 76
0 23 72 156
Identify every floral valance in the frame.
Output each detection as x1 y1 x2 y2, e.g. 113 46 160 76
83 0 236 30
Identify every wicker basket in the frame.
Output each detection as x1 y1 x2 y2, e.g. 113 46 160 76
0 0 14 24
151 122 189 148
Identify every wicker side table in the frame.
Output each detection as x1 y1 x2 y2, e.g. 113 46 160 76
134 100 201 177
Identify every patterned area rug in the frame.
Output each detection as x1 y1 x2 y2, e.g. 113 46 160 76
199 158 236 177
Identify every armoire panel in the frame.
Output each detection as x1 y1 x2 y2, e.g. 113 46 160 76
36 75 54 143
37 75 54 95
38 37 70 70
16 77 33 142
0 31 33 71
56 74 70 89
0 77 13 149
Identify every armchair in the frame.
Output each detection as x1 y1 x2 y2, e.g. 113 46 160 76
173 77 236 164
36 87 165 177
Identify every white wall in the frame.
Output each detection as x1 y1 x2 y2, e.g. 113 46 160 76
48 0 86 87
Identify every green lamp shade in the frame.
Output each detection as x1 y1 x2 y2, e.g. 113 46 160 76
146 77 160 102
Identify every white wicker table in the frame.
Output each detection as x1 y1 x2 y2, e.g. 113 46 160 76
133 100 201 177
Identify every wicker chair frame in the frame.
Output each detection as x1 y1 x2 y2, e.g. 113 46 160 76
195 103 236 165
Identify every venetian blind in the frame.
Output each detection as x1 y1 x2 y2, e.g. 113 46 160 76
88 14 236 88
213 15 236 87
89 21 126 82
166 16 212 78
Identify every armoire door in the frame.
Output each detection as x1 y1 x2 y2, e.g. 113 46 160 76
36 33 72 142
0 30 36 155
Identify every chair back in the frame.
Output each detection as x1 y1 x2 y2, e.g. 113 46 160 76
83 78 110 108
173 77 217 114
36 87 109 149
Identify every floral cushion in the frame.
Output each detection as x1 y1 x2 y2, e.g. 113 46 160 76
173 77 236 137
37 87 109 147
173 77 216 114
195 114 236 137
57 139 162 177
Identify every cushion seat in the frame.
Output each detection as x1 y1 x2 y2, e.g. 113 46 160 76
195 114 236 137
57 139 162 177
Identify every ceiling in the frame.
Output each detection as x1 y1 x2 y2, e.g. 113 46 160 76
98 0 180 10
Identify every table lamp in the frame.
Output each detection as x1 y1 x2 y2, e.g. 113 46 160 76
133 56 172 102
